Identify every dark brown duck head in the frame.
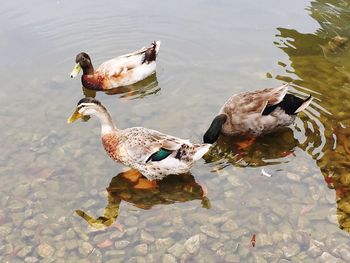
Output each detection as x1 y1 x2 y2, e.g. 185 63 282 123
70 52 94 77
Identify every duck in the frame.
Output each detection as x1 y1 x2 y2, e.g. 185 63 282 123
203 83 313 144
67 97 211 180
70 41 161 90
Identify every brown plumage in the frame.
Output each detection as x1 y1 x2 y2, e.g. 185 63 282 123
203 84 313 143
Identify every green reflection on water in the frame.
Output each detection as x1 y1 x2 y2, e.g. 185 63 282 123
275 0 350 233
76 170 210 229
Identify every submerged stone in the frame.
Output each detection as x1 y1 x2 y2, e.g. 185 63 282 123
37 243 55 258
318 252 342 263
167 242 184 258
200 225 220 238
184 235 200 254
135 244 148 256
220 220 238 232
162 254 177 263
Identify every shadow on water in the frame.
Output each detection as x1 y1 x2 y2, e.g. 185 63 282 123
76 169 210 229
81 73 160 100
273 0 350 233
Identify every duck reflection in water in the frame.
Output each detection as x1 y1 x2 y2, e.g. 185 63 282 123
81 73 160 100
76 169 210 229
79 73 159 123
204 128 299 168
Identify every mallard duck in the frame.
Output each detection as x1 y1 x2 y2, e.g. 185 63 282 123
70 41 161 90
67 98 211 180
203 83 313 143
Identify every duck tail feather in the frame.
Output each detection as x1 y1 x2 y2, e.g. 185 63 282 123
153 40 161 54
193 144 211 161
295 95 312 113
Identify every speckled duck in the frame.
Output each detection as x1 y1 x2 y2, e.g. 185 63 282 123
67 98 211 180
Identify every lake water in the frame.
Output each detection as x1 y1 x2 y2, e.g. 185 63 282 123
1 0 350 262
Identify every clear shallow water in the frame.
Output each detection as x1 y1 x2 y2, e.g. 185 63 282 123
1 0 350 262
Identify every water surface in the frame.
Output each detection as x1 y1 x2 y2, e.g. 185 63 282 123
1 0 350 262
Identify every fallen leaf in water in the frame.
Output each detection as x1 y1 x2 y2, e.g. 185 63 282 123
251 234 256 247
97 239 113 248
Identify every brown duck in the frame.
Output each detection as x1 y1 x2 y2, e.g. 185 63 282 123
203 83 312 143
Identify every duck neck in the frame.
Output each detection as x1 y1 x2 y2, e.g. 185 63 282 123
94 110 117 135
82 63 94 75
203 114 227 143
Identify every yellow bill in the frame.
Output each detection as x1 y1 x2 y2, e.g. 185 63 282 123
67 109 82 123
70 63 82 78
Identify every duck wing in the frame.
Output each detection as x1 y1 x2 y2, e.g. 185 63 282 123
221 83 289 116
120 127 186 163
96 41 161 77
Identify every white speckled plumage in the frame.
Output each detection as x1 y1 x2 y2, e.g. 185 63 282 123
68 98 211 180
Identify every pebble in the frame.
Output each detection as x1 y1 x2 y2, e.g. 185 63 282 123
7 199 26 212
227 175 243 186
65 240 78 250
209 241 224 251
282 244 300 258
286 172 301 182
37 243 55 258
220 220 238 232
238 244 250 257
162 254 177 263
33 191 47 199
257 233 273 247
23 219 39 229
65 229 76 239
317 252 342 263
155 238 174 251
55 246 66 258
13 183 30 196
135 244 148 256
18 246 33 258
168 242 184 258
124 216 138 226
114 240 130 249
24 257 39 263
140 230 155 244
225 254 240 262
78 242 93 257
184 235 200 254
200 225 219 238
333 244 350 261
126 227 138 236
105 250 125 257
307 242 323 258
254 256 268 263
0 224 12 238
208 215 229 225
